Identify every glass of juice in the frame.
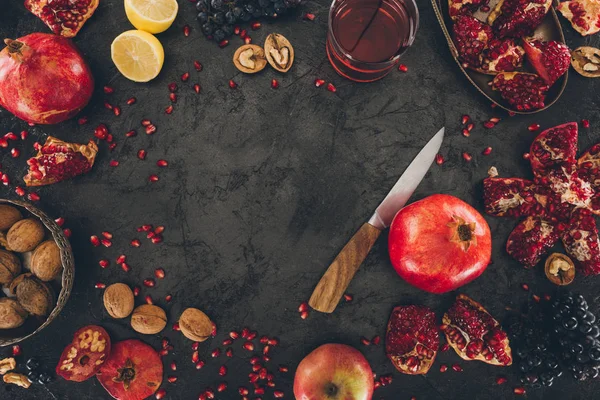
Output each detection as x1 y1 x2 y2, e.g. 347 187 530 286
326 0 419 82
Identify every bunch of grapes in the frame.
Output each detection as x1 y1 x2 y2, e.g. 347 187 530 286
195 0 303 42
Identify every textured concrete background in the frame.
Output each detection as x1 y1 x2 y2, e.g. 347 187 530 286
1 0 600 398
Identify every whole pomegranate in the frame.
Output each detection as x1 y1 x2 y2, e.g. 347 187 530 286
0 33 93 124
388 194 492 293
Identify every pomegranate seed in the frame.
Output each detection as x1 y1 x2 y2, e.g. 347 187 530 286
496 376 507 385
523 152 530 160
435 153 444 165
192 83 201 94
304 12 316 20
254 387 265 395
462 152 472 162
94 282 106 289
99 259 109 268
133 286 140 296
169 93 177 103
215 382 227 392
326 83 337 93
154 226 165 234
4 132 17 140
161 338 170 349
234 26 240 35
9 148 18 159
106 134 114 143
544 294 552 301
514 387 526 395
127 97 137 105
467 122 474 131
211 348 221 358
130 239 141 247
247 331 257 340
271 79 279 89
226 347 233 357
219 365 227 376
219 39 229 48
109 160 119 167
167 375 177 384
149 175 159 183
121 262 131 272
483 121 495 129
278 365 288 373
95 124 108 140
582 119 590 128
169 361 177 371
249 373 259 383
482 147 492 155
360 337 371 346
229 331 239 340
125 130 137 138
251 21 261 30
165 105 174 114
113 106 121 116
462 129 470 137
440 364 448 372
244 36 252 44
521 283 529 291
27 192 40 202
181 72 190 82
229 80 238 89
263 345 270 355
172 322 180 331
144 295 153 305
136 149 147 160
151 235 163 244
0 174 9 186
115 255 126 264
156 160 168 167
12 345 21 356
241 327 250 338
461 115 470 125
528 123 540 131
90 235 100 246
183 24 191 36
243 342 254 351
533 294 541 302
109 143 117 151
63 228 72 238
191 350 200 363
101 239 112 247
314 79 325 87
222 338 233 346
452 364 463 372
371 335 381 345
239 387 249 395
194 61 203 71
300 311 309 319
489 117 501 123
192 343 199 352
154 268 165 279
104 101 113 110
155 388 166 399
267 338 279 346
240 29 248 38
103 86 114 94
343 293 353 302
205 388 215 399
78 116 88 125
146 124 157 135
398 64 408 72
15 186 25 197
0 138 7 148
509 111 516 116
144 279 155 288
54 217 65 227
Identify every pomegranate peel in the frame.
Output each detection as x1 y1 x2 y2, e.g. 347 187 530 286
442 294 512 366
522 39 570 85
488 0 552 38
24 136 98 186
557 0 600 36
25 0 99 37
385 305 439 375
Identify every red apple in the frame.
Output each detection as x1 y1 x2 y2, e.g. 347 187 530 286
293 343 374 400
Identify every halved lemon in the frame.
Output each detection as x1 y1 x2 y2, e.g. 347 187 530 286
125 0 178 34
111 30 164 82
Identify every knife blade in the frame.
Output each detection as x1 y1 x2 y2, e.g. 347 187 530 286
308 127 445 313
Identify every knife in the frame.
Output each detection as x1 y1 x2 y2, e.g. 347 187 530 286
308 127 445 313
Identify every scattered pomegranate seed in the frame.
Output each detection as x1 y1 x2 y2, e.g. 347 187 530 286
211 348 221 358
1 174 9 186
155 388 166 399
154 226 165 234
398 64 408 72
165 105 174 114
226 347 233 357
240 29 248 38
239 387 249 395
360 337 371 346
106 134 114 143
151 235 163 244
508 111 516 116
99 259 110 269
243 342 254 351
145 295 153 305
343 293 353 302
109 160 119 167
94 124 108 140
461 115 470 125
251 21 261 30
181 72 190 82
254 387 265 395
125 130 137 138
271 79 279 89
4 132 17 140
229 331 239 340
145 124 157 135
523 152 530 160
126 97 137 105
121 262 131 272
514 387 526 395
0 138 7 148
244 36 252 44
113 106 121 116
78 116 88 125
440 364 448 372
490 117 501 123
521 283 529 291
533 294 541 302
183 24 191 36
101 239 112 247
94 282 106 289
462 152 472 162
194 60 203 71
218 382 228 392
435 153 445 165
229 80 238 89
157 160 168 167
54 217 65 227
483 120 495 129
241 328 250 338
263 345 270 355
133 286 140 296
247 331 257 341
9 148 20 158
300 311 309 319
90 235 100 246
582 119 590 128
304 12 316 20
63 228 72 238
149 175 159 183
135 149 147 160
169 93 177 103
467 122 474 131
191 350 200 363
143 278 156 287
528 123 540 131
12 345 21 356
154 268 165 279
371 335 381 345
219 365 227 376
544 294 552 301
222 338 233 346
219 39 229 48
167 375 177 384
109 143 117 151
496 376 507 385
103 86 114 94
482 147 492 155
326 83 337 93
104 101 113 110
314 79 325 87
462 128 470 137
130 239 141 247
268 338 279 346
452 364 463 372
15 186 25 197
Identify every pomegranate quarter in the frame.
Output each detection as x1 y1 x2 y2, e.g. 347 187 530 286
388 194 492 293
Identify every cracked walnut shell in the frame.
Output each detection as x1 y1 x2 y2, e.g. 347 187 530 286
6 218 45 253
178 308 214 342
264 33 294 73
103 283 134 319
571 46 600 78
131 304 167 334
0 298 28 329
233 44 267 74
545 253 575 285
31 240 62 281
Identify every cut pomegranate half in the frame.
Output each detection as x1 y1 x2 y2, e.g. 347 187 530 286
442 294 512 366
24 0 99 37
491 72 549 111
529 122 578 178
478 39 524 74
452 15 493 69
562 208 600 275
488 0 552 38
483 177 544 217
385 305 439 375
578 143 600 188
523 39 570 85
448 0 485 20
23 136 98 186
506 216 561 267
557 0 600 36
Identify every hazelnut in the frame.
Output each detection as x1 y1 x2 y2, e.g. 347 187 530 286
103 283 134 319
0 249 21 285
178 308 214 342
264 33 294 73
0 298 28 329
0 205 22 231
3 372 31 388
0 357 16 375
7 218 45 253
545 253 575 285
131 304 167 334
9 273 54 316
233 44 267 74
30 240 62 281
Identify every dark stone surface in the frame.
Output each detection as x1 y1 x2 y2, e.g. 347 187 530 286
1 0 599 399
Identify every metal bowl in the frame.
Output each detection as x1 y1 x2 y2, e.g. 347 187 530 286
0 199 74 346
431 0 568 114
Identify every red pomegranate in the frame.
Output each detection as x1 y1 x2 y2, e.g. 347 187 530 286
0 33 94 124
388 194 492 294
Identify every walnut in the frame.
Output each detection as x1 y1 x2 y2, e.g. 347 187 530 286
233 45 267 73
0 232 13 251
9 273 54 316
30 240 62 281
7 218 45 253
3 372 31 388
0 358 16 375
131 304 167 334
0 205 22 231
571 46 600 78
103 283 134 319
545 253 575 285
264 33 294 73
0 298 28 329
178 308 214 342
0 249 21 285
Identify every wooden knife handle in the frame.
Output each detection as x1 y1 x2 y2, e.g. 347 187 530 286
309 223 382 313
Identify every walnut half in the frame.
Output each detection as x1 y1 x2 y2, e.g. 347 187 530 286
0 358 16 375
264 33 294 73
233 45 267 74
3 372 31 388
571 47 600 78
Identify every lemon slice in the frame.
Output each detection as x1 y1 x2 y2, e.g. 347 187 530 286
125 0 178 34
111 30 164 82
